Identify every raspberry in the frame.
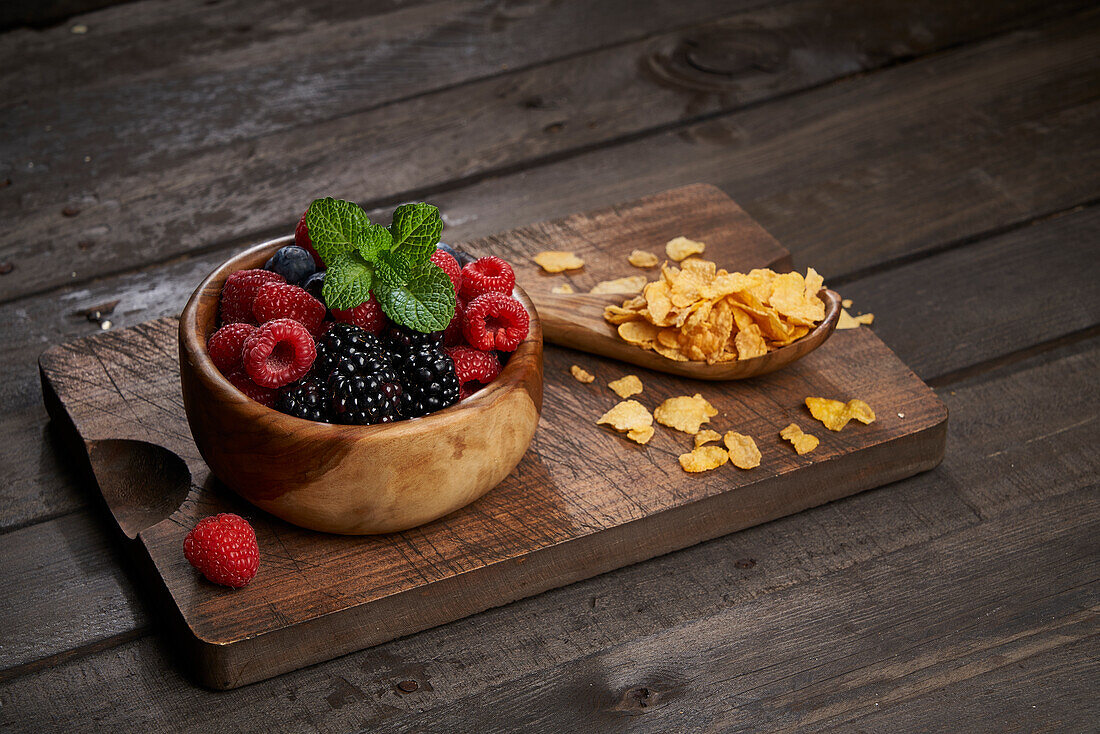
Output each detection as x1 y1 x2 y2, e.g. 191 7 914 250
207 323 257 374
430 249 462 295
225 369 276 407
446 346 501 399
295 209 325 268
183 513 259 588
444 297 466 347
242 318 317 388
462 292 530 352
459 256 515 301
253 282 326 335
332 295 386 334
220 269 284 325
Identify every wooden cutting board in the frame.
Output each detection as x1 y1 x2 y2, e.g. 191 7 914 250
39 185 947 689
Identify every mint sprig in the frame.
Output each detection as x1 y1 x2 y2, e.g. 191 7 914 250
306 198 455 332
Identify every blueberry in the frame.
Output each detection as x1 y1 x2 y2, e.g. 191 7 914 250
303 271 326 301
437 242 476 268
264 246 316 285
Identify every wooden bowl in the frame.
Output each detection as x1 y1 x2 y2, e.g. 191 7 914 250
179 237 543 535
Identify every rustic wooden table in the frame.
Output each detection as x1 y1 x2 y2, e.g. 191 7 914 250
1 1 1097 731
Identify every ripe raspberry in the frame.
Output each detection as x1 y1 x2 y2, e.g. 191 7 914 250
294 209 324 268
446 346 501 399
331 295 386 334
220 269 284 325
242 318 317 388
183 513 259 588
444 298 466 347
462 292 530 352
430 249 462 294
207 323 258 374
225 369 276 407
459 256 515 301
253 282 326 335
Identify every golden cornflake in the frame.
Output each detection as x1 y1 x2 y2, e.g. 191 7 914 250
805 397 877 431
570 365 595 383
836 309 861 330
590 275 647 295
654 394 718 434
665 236 706 262
628 249 659 268
679 445 729 473
855 312 874 325
551 283 575 295
723 432 761 469
842 298 853 308
533 251 584 273
608 374 643 398
780 423 819 455
603 250 826 363
597 400 653 445
845 399 876 424
694 429 723 447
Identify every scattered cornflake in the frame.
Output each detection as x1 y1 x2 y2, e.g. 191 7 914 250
836 309 861 329
608 374 643 398
597 400 653 445
842 298 853 308
551 283 575 294
665 236 706 262
71 24 88 34
570 365 595 383
694 429 723 448
780 423 819 455
805 397 876 431
628 249 659 268
723 432 761 469
590 275 647 294
603 255 826 363
679 445 729 472
854 312 874 325
533 251 584 273
654 394 718 434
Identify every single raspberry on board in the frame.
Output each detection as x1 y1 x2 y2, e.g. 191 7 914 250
446 345 501 399
462 292 529 352
183 513 259 588
459 256 515 301
207 323 258 374
443 297 466 347
430 249 462 294
331 295 386 334
219 269 284 325
242 318 317 388
253 282 326 335
225 369 276 407
294 209 325 268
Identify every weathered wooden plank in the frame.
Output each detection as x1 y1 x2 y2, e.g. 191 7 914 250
3 0 1094 300
0 1 134 32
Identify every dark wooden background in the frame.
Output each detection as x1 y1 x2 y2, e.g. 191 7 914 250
1 0 1097 730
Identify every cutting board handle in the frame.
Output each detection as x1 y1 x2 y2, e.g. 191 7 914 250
85 439 191 540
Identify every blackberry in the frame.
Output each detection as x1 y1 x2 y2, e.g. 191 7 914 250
276 378 330 422
400 348 459 418
330 371 403 425
386 324 444 355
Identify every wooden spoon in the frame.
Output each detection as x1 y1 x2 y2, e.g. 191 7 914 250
532 288 842 380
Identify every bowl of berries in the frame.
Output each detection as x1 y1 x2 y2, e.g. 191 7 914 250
179 199 542 535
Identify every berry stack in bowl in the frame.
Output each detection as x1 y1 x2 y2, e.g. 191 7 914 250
179 199 542 535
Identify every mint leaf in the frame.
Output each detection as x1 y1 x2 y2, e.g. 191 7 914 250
322 253 373 310
306 198 371 264
373 261 456 332
388 203 442 266
358 223 393 261
372 249 411 287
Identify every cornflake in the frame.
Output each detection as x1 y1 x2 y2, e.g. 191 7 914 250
570 365 595 383
551 283 575 295
723 432 761 469
608 375 643 398
654 394 718 434
666 236 706 261
679 445 729 473
694 429 723 447
534 251 584 273
597 400 654 445
805 397 876 431
628 249 659 268
780 423 819 455
590 275 647 294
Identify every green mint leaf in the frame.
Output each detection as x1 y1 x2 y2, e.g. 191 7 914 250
322 253 374 310
372 249 411 287
388 203 442 266
306 197 371 265
373 261 456 332
358 223 393 261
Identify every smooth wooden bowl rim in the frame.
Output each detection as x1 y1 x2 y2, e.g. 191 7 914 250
180 237 543 439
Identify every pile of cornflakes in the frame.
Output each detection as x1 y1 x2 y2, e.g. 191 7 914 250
604 246 826 363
